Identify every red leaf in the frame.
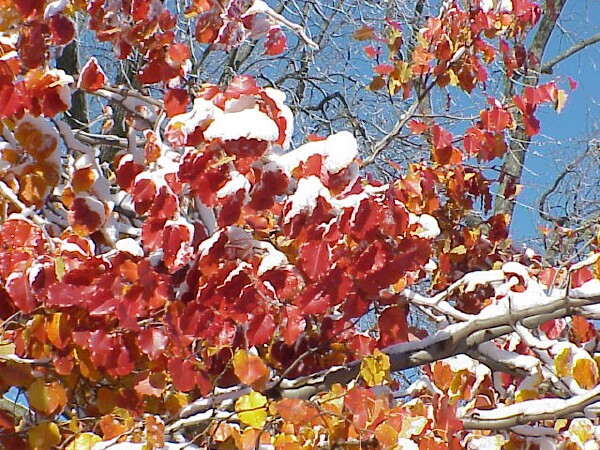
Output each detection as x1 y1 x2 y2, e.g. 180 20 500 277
408 120 428 135
298 240 331 281
69 196 106 235
571 316 596 343
378 305 408 346
225 75 260 99
150 186 179 220
280 305 306 345
162 223 193 272
133 179 157 215
364 45 380 59
374 64 394 75
138 328 169 360
480 107 510 132
18 20 49 69
6 272 38 313
48 14 75 46
247 313 276 346
163 88 189 118
168 357 197 392
540 318 566 339
78 57 106 92
167 43 190 63
571 266 594 288
264 26 286 56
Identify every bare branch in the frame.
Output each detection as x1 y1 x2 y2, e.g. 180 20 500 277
540 31 600 74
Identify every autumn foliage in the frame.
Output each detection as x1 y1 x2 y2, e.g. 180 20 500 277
0 0 599 449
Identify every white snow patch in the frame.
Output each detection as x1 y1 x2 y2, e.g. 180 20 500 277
44 0 68 18
480 0 512 13
224 95 256 113
255 241 288 275
204 109 278 142
217 171 251 199
396 439 419 450
284 176 331 223
166 98 221 137
478 342 539 372
263 88 293 149
571 279 600 299
274 131 357 175
502 262 530 281
414 214 441 239
115 238 144 257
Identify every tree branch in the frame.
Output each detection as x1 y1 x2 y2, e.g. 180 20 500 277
540 31 600 74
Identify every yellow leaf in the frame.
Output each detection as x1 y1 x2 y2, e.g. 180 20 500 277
398 415 427 439
28 379 67 416
28 421 61 450
0 338 16 356
360 349 390 387
573 357 598 389
555 346 572 378
515 389 538 403
448 69 459 86
55 256 65 281
235 391 268 428
568 418 594 444
555 89 568 113
66 433 103 450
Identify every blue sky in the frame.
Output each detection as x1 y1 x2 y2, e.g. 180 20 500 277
513 0 600 243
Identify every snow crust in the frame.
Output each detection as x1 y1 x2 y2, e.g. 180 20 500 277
274 131 358 175
255 241 288 275
571 279 600 299
217 171 251 199
284 176 331 223
204 109 279 142
480 0 512 13
115 238 144 257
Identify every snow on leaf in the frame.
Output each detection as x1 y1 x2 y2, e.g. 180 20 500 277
165 98 221 146
69 195 107 235
274 131 358 175
204 108 279 142
217 171 250 199
255 241 288 275
413 214 441 239
77 59 106 93
115 238 144 257
264 26 286 55
284 176 331 223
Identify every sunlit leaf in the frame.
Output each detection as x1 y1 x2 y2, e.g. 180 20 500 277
360 349 390 387
235 391 268 428
28 422 61 450
28 379 67 416
232 349 270 391
65 433 102 450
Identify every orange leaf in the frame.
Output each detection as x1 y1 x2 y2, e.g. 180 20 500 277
353 26 374 41
232 349 270 391
28 379 67 416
